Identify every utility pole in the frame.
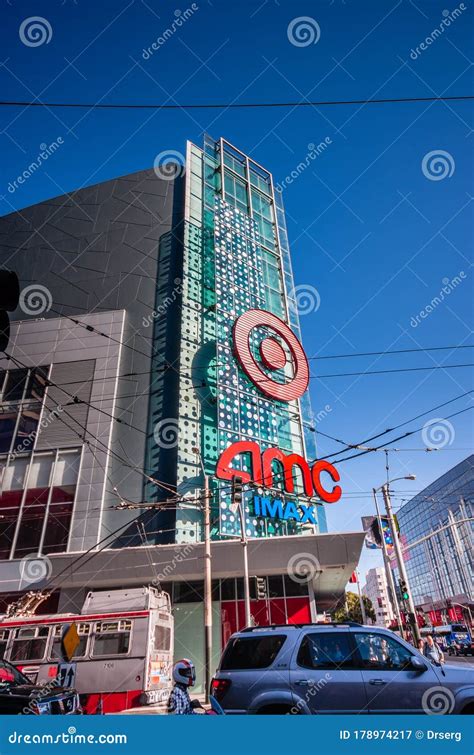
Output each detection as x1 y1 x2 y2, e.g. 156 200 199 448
372 488 405 639
192 447 213 702
355 570 367 624
382 484 421 645
236 497 251 626
230 476 251 627
203 473 212 704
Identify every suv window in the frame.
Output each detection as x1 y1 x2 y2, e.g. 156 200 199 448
297 632 354 669
220 635 286 670
354 632 413 671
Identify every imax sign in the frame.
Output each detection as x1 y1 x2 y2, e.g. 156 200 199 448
253 496 317 524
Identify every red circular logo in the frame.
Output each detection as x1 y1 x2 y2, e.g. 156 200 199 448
232 309 309 402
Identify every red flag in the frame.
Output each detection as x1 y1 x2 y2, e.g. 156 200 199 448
349 571 357 584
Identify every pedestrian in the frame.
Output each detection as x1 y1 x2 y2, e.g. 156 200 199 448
168 659 197 715
417 638 425 653
423 634 444 665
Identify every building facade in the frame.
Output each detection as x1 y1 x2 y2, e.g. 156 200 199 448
396 455 473 626
362 567 394 628
0 137 364 691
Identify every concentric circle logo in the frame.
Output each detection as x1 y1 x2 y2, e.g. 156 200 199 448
232 309 309 402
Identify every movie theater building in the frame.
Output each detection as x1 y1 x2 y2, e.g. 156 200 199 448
0 136 364 690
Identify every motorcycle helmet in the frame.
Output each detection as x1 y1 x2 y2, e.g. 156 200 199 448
172 658 196 687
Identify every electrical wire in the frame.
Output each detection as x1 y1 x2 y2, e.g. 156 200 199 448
329 405 474 465
309 345 474 361
1 95 472 110
314 390 473 460
4 351 472 503
5 351 149 438
41 344 474 389
315 363 474 378
7 362 180 498
3 354 471 512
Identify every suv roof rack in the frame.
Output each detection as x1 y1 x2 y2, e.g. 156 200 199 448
240 621 362 632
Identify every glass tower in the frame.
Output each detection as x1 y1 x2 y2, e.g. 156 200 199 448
167 136 327 545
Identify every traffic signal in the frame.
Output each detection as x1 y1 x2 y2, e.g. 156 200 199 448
256 577 267 601
231 475 244 512
0 270 20 352
399 579 409 601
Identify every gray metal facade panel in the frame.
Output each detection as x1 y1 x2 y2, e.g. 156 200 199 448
37 359 95 449
0 169 177 551
0 310 126 553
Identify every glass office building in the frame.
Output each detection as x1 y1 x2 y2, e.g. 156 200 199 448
396 454 473 615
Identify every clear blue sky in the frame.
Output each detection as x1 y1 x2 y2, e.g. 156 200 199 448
1 0 473 582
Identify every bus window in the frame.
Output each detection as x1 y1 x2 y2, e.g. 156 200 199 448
0 630 10 659
92 620 131 657
10 626 49 662
154 625 171 651
51 623 90 660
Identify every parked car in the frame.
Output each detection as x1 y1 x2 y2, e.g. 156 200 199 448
211 622 474 714
0 659 80 714
448 641 474 657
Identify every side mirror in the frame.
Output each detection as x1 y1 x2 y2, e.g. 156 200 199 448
410 656 427 672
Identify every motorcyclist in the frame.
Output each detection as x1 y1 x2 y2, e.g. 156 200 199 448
168 659 196 715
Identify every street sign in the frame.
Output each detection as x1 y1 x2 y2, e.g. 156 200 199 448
57 662 76 688
62 622 80 661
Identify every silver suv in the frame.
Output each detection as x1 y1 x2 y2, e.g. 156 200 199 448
211 623 474 714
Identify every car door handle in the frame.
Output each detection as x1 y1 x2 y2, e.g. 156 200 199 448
368 679 386 686
296 679 315 686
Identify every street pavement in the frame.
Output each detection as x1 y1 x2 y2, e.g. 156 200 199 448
444 654 474 666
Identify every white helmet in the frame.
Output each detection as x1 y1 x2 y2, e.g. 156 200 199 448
173 658 196 687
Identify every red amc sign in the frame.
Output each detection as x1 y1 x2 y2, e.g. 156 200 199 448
216 441 342 504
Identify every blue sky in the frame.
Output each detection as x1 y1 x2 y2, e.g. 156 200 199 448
1 0 473 581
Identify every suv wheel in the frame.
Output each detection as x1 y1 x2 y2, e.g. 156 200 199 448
257 705 299 715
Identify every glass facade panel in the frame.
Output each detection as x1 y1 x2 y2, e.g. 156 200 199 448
0 451 80 559
395 455 473 607
174 136 329 544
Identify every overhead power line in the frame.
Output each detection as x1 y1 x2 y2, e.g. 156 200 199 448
0 95 473 111
317 390 472 457
316 362 474 378
328 405 474 465
313 389 472 461
52 344 474 388
312 345 474 361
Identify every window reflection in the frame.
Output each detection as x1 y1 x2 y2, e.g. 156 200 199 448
0 452 79 559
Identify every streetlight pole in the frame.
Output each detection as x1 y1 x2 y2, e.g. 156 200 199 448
202 473 212 703
381 483 421 645
372 488 405 639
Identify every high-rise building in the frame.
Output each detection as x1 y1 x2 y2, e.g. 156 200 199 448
362 567 394 627
396 454 473 626
0 136 364 690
